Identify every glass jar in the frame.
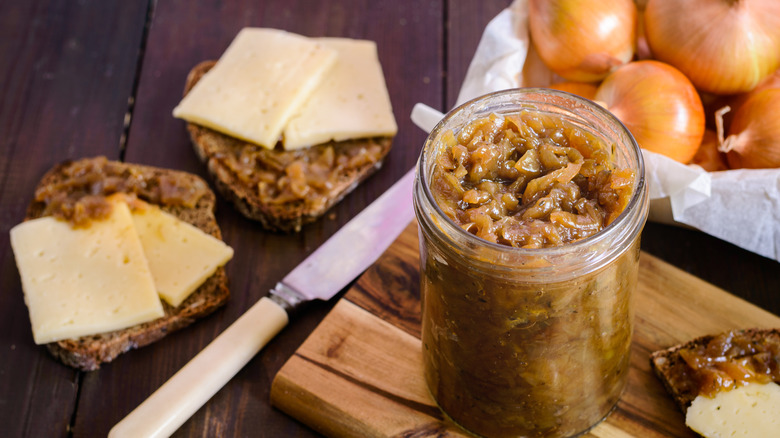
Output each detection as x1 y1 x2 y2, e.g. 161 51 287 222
413 88 648 438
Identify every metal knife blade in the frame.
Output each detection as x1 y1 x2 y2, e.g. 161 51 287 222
273 168 416 305
110 168 416 438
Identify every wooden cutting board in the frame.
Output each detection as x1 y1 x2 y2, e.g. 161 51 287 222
270 221 780 437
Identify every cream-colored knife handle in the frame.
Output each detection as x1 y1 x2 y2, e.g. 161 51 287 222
109 297 289 438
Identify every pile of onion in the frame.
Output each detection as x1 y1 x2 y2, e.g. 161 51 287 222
720 88 780 169
644 0 780 95
594 60 705 164
530 0 780 171
528 0 636 82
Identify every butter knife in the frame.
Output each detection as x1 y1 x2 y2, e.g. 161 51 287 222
109 168 416 438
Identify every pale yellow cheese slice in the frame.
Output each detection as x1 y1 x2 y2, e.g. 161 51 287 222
686 381 780 438
9 201 163 344
282 38 398 150
172 27 338 149
131 203 234 307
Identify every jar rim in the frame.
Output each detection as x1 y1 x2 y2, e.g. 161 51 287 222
415 87 648 267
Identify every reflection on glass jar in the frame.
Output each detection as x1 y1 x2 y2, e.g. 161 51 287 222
413 89 648 438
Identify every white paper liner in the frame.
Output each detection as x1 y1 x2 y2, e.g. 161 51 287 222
411 0 780 262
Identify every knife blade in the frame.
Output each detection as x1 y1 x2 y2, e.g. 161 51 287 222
109 168 416 438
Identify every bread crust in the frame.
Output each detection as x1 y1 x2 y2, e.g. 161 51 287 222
649 328 780 413
183 61 393 232
25 157 230 371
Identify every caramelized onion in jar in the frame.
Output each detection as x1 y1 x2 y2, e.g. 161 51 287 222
414 89 648 438
429 110 634 249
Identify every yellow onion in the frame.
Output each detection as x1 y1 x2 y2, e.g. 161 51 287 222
595 60 705 163
719 70 780 130
528 0 636 82
547 82 598 100
691 130 728 172
720 88 780 169
732 70 780 109
644 0 780 95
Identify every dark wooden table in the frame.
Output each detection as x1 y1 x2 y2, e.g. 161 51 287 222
1 1 778 437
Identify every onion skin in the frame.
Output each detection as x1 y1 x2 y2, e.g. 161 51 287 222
692 130 728 172
595 60 705 164
644 0 780 95
528 0 636 82
547 82 598 101
723 88 780 169
732 70 780 111
721 70 780 130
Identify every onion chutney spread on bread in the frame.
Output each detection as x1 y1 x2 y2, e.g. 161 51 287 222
650 328 780 437
173 29 397 232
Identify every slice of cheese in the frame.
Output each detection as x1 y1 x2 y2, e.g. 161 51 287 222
131 203 234 307
282 38 398 150
9 201 163 344
686 381 780 438
172 28 338 149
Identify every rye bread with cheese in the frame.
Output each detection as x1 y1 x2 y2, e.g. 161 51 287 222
25 157 230 371
182 61 393 232
650 328 780 413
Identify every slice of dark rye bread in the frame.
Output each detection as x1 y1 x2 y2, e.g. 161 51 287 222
24 157 230 371
649 328 780 414
182 61 394 232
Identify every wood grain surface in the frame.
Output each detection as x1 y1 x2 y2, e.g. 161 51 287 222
0 1 778 437
271 222 780 438
0 2 149 437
